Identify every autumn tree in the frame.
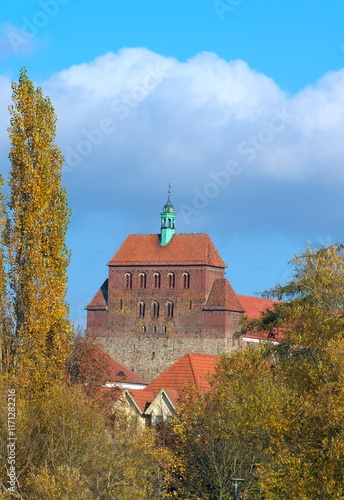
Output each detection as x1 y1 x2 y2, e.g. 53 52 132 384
66 335 119 408
0 380 172 499
169 352 286 500
242 244 344 499
170 244 344 500
0 175 14 375
5 68 72 390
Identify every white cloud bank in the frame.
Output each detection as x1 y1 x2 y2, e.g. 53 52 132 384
1 47 344 226
1 48 343 323
39 48 344 186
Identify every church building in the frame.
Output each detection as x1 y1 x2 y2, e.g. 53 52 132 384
86 192 272 381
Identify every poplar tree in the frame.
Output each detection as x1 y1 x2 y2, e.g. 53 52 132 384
0 174 13 374
6 68 72 390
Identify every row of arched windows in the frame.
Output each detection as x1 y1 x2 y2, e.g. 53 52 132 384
138 300 174 318
125 272 190 290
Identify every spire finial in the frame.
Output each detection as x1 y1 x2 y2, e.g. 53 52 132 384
160 184 176 245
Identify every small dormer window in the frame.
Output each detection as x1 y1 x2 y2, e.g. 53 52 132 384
116 371 126 377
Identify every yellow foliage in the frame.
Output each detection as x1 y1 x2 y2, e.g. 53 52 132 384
6 68 72 393
0 378 172 499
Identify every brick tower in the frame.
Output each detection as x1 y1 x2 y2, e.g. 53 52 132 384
86 191 245 380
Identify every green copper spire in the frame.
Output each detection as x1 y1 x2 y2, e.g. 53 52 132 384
160 183 176 246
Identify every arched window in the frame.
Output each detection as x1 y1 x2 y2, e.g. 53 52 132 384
168 272 175 289
139 272 146 289
142 326 146 333
125 272 132 289
153 272 161 289
167 301 174 318
153 326 157 333
182 272 190 289
152 301 160 318
138 301 145 317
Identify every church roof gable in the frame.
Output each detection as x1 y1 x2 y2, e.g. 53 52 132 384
107 234 226 268
204 279 245 312
86 279 108 310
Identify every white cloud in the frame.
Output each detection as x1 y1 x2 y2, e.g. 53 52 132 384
37 48 344 190
1 47 344 200
1 47 344 322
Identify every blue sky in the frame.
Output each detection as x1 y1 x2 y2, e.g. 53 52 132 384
1 0 344 327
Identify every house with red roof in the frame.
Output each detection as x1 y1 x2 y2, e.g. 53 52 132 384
114 353 219 425
101 350 148 390
86 191 279 381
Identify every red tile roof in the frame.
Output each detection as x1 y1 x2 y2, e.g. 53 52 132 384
107 234 227 268
204 279 245 312
163 389 180 405
238 295 285 342
237 294 280 319
145 353 218 395
129 389 155 412
86 279 108 309
122 354 219 413
100 350 148 385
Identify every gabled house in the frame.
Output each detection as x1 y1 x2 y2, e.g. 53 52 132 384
103 353 148 390
113 353 219 425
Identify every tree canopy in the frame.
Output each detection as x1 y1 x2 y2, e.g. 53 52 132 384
5 68 72 390
170 244 344 500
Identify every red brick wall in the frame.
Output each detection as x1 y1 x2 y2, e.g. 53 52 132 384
86 263 244 378
104 265 226 337
87 309 108 334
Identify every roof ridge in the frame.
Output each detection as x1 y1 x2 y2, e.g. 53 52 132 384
107 234 227 268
